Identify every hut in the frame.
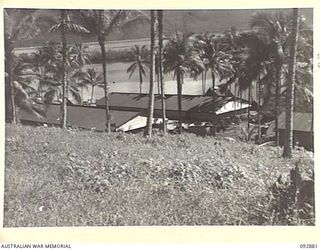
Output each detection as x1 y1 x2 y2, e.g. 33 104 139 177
278 112 313 151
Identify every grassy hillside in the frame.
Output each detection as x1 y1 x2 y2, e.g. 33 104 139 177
4 124 314 226
14 8 313 47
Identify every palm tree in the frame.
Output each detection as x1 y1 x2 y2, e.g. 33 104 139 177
144 11 156 137
30 46 61 100
4 9 40 123
41 44 83 109
238 11 311 144
71 70 90 102
12 81 46 120
127 45 149 94
49 10 89 129
8 56 47 121
164 32 204 134
32 49 53 69
283 9 300 157
68 43 91 67
194 33 234 136
232 31 277 141
158 10 167 134
80 68 104 104
286 23 313 114
31 63 55 100
78 10 149 133
250 11 288 145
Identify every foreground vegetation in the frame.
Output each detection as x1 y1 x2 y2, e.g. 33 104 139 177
4 124 314 226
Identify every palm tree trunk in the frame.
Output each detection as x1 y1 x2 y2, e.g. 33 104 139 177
157 71 160 94
275 67 281 145
81 86 84 103
158 10 167 134
144 10 156 137
293 87 297 112
139 66 143 94
211 70 216 137
201 72 204 95
98 11 111 133
91 85 95 104
204 70 207 94
6 47 17 124
61 9 68 129
99 37 111 133
234 80 237 99
283 8 299 158
233 82 236 110
240 88 242 109
234 83 236 109
177 71 183 134
257 75 261 141
247 83 251 138
9 74 17 124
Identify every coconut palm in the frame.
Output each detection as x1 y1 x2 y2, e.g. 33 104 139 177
250 11 289 145
40 41 62 66
32 49 53 69
80 68 104 104
158 10 167 134
29 43 60 105
283 8 300 158
127 45 149 94
12 81 46 120
30 63 56 100
68 43 91 67
238 11 311 143
49 10 89 129
234 32 275 140
281 61 312 113
193 33 234 136
78 9 149 133
41 44 83 109
43 63 82 109
71 70 90 102
8 56 47 120
29 47 61 100
164 32 204 134
145 11 157 137
286 21 313 113
4 9 40 123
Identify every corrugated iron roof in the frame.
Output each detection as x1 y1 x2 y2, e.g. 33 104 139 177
96 93 245 113
278 112 313 132
20 104 140 132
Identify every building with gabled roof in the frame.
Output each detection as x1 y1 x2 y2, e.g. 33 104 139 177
96 93 250 122
278 112 313 151
19 104 141 132
19 93 250 133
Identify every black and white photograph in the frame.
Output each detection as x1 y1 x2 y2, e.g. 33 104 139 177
3 7 315 228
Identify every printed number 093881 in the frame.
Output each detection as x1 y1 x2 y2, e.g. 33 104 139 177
300 244 317 248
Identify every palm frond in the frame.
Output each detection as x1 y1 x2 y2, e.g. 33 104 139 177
44 88 58 106
49 23 62 33
121 11 150 33
13 81 45 119
127 62 137 74
69 86 82 103
49 14 90 34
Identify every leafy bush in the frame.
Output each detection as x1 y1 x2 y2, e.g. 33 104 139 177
267 164 315 225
